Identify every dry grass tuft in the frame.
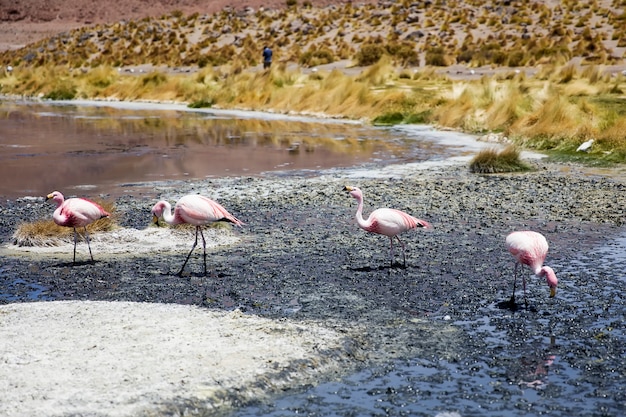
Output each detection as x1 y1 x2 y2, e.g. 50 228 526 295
12 200 117 247
469 146 533 174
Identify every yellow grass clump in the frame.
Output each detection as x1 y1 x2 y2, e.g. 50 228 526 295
469 146 533 174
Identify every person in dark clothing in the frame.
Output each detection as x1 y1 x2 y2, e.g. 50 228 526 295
262 46 273 69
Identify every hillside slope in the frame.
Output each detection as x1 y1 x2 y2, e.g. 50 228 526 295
0 0 624 73
0 0 358 50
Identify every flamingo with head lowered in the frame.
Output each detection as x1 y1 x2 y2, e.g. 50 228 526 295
46 191 111 263
506 230 558 307
151 194 244 276
344 186 432 268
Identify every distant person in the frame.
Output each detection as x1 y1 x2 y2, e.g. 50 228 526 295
262 46 273 69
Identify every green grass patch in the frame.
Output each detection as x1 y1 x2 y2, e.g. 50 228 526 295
588 95 626 116
44 85 77 100
544 149 625 167
372 109 434 125
372 111 404 125
188 99 214 108
404 110 433 124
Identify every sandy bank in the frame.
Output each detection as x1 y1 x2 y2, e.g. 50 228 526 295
6 226 241 259
0 300 346 417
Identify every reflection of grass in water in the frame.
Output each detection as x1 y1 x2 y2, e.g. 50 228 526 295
12 200 117 247
21 103 403 156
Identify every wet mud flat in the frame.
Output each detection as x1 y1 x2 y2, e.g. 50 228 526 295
1 162 625 416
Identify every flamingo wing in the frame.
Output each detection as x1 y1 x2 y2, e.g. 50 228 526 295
506 231 548 271
366 208 431 236
176 195 243 226
54 198 109 228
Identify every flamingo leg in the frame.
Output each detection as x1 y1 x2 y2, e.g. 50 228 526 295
83 226 94 262
396 235 407 267
388 236 395 268
72 227 78 263
522 274 528 308
178 226 200 276
199 227 207 276
510 262 519 304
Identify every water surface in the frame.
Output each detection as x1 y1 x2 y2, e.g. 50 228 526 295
0 100 478 199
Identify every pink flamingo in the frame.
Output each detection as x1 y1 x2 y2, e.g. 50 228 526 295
506 231 558 307
151 194 244 276
46 191 111 263
344 186 433 268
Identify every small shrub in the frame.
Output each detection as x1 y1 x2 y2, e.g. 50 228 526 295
188 99 215 108
355 44 385 66
424 47 449 66
404 110 432 124
372 111 404 125
558 65 577 83
385 42 419 66
141 72 167 87
469 146 533 173
44 85 77 100
507 50 527 67
299 48 335 67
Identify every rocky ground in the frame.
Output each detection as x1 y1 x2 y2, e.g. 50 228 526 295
1 161 625 415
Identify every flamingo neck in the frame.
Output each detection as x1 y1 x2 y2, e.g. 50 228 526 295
540 266 558 288
160 201 176 225
51 195 65 208
353 193 370 229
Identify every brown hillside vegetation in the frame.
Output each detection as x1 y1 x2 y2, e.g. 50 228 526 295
1 0 626 68
0 0 364 51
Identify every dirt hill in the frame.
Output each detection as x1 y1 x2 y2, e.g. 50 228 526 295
0 0 364 50
1 0 624 76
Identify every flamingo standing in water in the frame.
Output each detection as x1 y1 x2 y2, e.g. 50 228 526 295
151 194 244 276
344 186 432 268
506 231 558 307
46 191 111 263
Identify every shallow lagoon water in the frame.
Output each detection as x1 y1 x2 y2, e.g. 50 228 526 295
0 99 487 199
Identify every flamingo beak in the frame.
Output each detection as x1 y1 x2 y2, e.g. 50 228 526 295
45 193 53 201
549 287 556 298
152 214 160 227
343 185 354 192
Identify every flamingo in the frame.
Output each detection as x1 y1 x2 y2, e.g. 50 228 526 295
344 186 432 268
151 194 244 276
506 231 558 307
46 191 111 263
